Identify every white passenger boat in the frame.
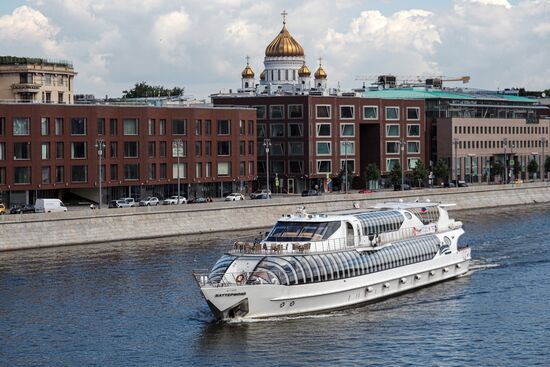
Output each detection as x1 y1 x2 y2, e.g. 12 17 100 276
193 202 471 321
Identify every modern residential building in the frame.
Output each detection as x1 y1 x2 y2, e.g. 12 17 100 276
0 56 77 104
0 103 256 205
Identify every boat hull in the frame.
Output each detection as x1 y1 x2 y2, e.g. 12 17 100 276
200 247 471 321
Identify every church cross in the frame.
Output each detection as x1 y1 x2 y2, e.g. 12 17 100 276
281 10 288 24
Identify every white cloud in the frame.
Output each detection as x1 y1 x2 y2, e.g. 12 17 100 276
152 8 192 64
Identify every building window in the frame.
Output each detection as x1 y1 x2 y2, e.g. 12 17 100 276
386 158 400 171
124 142 139 158
204 120 211 135
193 141 201 156
340 105 355 119
270 124 284 137
385 107 400 121
407 107 420 120
0 167 5 184
172 163 187 179
217 120 230 135
257 124 266 138
248 141 254 155
172 141 186 157
110 164 118 180
0 142 4 160
247 120 254 135
289 123 304 137
0 117 4 136
239 141 245 155
41 167 50 184
13 142 31 160
340 124 355 137
56 142 64 159
316 105 331 119
289 160 304 174
386 141 400 154
407 141 420 154
196 162 202 178
148 163 156 180
408 158 420 170
317 160 331 173
97 118 105 135
159 119 166 135
316 142 332 155
239 120 245 135
71 142 87 159
172 119 187 135
159 141 166 157
41 117 49 136
254 105 267 119
316 123 331 137
148 119 155 135
288 104 303 119
407 124 420 137
363 106 378 120
205 141 211 156
340 141 355 155
41 142 50 160
239 161 245 176
14 167 31 184
56 166 64 183
71 165 88 182
148 141 156 158
71 117 87 135
13 117 30 136
110 142 117 158
205 162 212 177
160 163 166 179
123 119 139 135
340 159 355 174
217 141 231 156
386 124 400 137
195 120 201 135
217 162 230 176
271 143 284 156
124 164 139 180
288 142 304 156
109 119 117 136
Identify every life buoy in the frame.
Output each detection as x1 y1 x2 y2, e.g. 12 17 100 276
236 273 245 284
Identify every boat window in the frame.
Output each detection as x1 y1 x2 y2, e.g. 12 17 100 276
267 221 341 242
293 256 314 283
307 255 325 282
208 254 237 283
404 211 412 219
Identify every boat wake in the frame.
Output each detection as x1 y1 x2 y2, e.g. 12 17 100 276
226 312 345 324
468 261 500 274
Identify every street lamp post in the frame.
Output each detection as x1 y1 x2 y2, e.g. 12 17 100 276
540 137 546 182
452 138 460 188
263 138 271 198
342 140 352 194
502 138 508 184
400 139 406 191
174 139 183 201
95 138 105 209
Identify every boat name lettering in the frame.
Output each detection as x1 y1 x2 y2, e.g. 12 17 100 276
215 292 246 297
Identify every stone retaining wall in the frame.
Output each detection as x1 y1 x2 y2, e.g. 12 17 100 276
2 183 549 251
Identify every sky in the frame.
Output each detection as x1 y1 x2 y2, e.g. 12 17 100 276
0 0 549 100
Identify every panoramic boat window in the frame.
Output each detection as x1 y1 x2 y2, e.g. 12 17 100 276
208 254 237 283
267 221 341 242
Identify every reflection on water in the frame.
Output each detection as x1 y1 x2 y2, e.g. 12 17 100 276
1 205 550 366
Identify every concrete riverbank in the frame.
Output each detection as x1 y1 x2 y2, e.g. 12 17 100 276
2 182 549 251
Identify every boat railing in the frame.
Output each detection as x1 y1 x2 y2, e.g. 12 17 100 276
192 269 261 288
227 224 437 256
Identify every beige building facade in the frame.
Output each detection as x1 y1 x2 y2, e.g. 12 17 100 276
0 57 76 104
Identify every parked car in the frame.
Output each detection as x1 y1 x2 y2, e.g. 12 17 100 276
0 203 6 215
358 189 373 194
450 180 468 187
301 189 320 197
108 199 133 208
250 190 271 199
10 204 35 214
394 184 411 191
442 181 456 188
163 196 187 205
139 197 160 206
35 199 68 213
188 197 208 204
225 193 244 201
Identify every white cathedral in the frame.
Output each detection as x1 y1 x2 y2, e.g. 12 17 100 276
239 12 329 95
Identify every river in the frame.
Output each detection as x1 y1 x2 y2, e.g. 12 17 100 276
1 205 549 366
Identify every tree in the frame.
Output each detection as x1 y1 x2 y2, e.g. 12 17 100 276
364 163 380 189
545 156 550 177
389 162 402 187
528 159 539 178
122 81 184 98
412 160 428 187
433 159 449 184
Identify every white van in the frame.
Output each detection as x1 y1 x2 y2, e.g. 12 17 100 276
35 199 68 213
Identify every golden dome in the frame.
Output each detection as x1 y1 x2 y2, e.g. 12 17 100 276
241 64 254 78
265 24 304 57
260 70 266 80
298 62 311 77
314 65 327 79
